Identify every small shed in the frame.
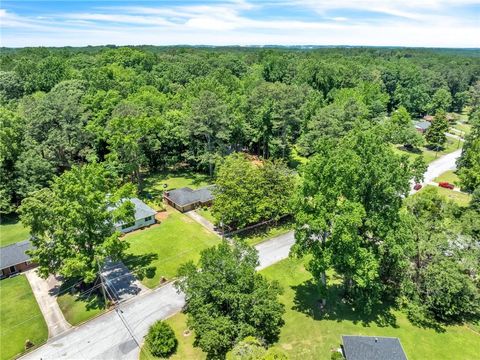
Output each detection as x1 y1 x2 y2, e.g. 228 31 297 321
164 186 215 212
341 335 407 360
1 240 35 278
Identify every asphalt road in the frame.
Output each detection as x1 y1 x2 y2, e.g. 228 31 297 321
21 232 295 360
410 148 462 194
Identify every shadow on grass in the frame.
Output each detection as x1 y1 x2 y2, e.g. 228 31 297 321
0 214 20 225
398 145 423 154
141 170 212 199
123 252 158 281
292 279 398 328
53 277 106 312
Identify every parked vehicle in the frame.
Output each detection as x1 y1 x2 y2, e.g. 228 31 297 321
438 182 454 190
413 183 423 190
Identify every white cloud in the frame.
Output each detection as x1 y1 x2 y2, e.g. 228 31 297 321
0 0 479 47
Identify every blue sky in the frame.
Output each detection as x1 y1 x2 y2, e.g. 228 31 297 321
1 0 479 47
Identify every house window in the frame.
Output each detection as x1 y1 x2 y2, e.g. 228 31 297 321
144 216 152 222
9 265 16 273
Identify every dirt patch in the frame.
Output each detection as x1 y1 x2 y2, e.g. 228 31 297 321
282 344 293 350
155 211 169 222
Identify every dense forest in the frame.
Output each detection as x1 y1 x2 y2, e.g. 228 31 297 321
1 46 479 214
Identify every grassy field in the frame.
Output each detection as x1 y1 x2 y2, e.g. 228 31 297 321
433 170 460 185
392 136 460 164
0 216 30 247
0 275 48 360
453 122 472 136
124 208 220 288
155 257 480 360
142 171 212 198
421 185 471 207
56 285 106 326
196 207 216 225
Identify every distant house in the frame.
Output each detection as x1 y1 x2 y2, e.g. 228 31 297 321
423 114 435 122
164 185 215 212
341 335 407 360
414 120 431 133
0 240 35 278
110 198 157 233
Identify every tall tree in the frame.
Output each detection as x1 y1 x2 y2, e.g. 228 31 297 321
187 91 231 176
385 106 423 147
294 125 413 310
457 119 480 193
19 163 135 283
176 241 285 359
425 110 449 150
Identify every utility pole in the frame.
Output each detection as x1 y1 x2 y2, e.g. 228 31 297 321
97 259 108 309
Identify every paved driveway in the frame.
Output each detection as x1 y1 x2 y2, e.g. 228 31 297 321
25 270 71 337
101 260 150 303
20 231 295 360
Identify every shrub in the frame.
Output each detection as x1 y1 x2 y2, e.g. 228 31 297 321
145 320 177 358
331 351 344 360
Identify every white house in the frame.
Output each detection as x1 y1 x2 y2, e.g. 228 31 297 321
111 198 157 233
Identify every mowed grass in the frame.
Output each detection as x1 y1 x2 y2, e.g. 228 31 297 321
158 258 480 360
433 170 460 185
392 136 460 164
453 122 472 136
142 171 212 198
196 207 216 225
234 222 294 247
260 258 480 360
421 185 471 207
0 217 30 247
125 208 220 288
57 288 105 326
140 313 204 360
0 275 48 360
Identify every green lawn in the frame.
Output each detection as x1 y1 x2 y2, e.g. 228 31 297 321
0 216 30 247
142 171 212 198
420 185 471 207
392 137 461 164
196 207 216 225
140 313 203 360
234 221 294 247
158 257 479 360
0 275 48 360
453 122 472 136
56 284 106 326
124 208 220 288
433 170 460 185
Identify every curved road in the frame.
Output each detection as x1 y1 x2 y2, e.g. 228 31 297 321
21 232 295 360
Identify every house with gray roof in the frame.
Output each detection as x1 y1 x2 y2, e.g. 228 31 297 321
414 120 431 133
341 335 407 360
164 185 215 212
110 198 157 233
1 240 35 278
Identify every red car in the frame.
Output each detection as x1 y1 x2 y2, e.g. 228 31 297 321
438 182 454 190
413 183 423 191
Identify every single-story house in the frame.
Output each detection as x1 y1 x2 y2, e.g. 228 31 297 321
341 335 407 360
111 198 157 233
414 120 431 133
164 185 215 212
1 240 35 278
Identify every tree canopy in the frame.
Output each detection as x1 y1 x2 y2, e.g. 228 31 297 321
176 241 285 359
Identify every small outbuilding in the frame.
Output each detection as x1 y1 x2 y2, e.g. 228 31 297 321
414 120 431 133
111 198 157 233
164 185 215 212
341 335 407 360
0 240 35 278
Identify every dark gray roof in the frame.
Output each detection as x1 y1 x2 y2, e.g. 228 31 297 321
0 240 33 269
342 336 407 360
165 185 215 207
414 120 431 130
108 197 157 226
